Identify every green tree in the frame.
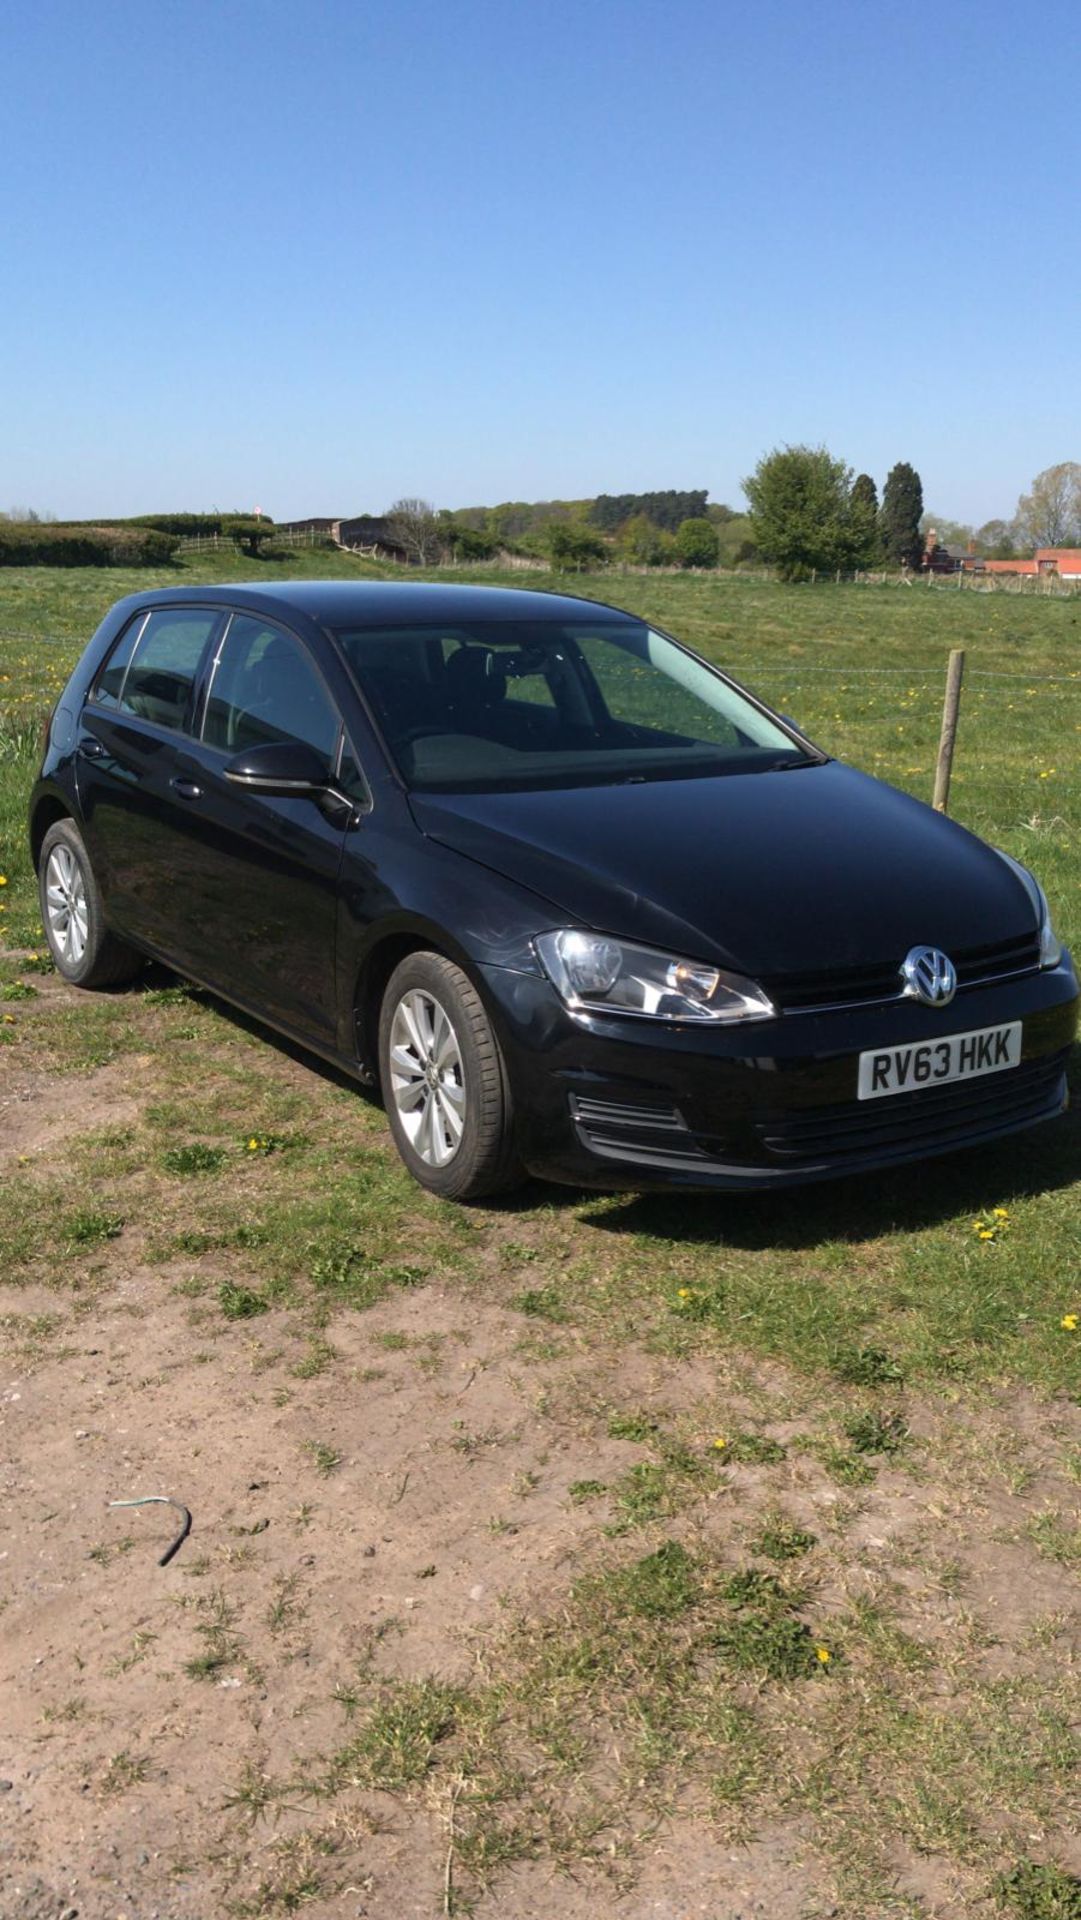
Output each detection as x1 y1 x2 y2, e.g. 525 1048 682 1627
546 523 608 571
674 517 720 568
445 525 495 561
714 514 757 568
879 463 924 568
850 474 879 567
743 445 861 582
224 516 277 555
617 512 665 565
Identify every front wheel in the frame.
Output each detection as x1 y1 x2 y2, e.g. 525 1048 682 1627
378 951 523 1200
38 819 143 988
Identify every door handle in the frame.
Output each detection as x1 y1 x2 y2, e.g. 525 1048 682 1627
170 776 202 800
78 738 107 760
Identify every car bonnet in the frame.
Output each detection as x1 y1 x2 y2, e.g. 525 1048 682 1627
410 761 1036 982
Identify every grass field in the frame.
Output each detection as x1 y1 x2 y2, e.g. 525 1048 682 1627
1 553 1079 1920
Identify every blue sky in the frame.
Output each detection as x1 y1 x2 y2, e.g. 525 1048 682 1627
3 0 1078 525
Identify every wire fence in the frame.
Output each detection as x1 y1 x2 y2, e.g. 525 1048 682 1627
174 527 332 554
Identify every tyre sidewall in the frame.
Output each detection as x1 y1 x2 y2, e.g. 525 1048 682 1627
378 952 512 1200
39 820 110 986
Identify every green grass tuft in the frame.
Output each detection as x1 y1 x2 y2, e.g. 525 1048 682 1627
331 1680 460 1788
995 1860 1081 1920
511 1284 568 1321
749 1518 818 1561
218 1282 269 1321
832 1345 905 1386
162 1142 226 1176
843 1408 908 1455
65 1208 123 1247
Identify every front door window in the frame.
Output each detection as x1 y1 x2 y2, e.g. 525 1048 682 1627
203 616 340 764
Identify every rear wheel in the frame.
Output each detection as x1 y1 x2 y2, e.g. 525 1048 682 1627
378 951 523 1200
38 819 143 988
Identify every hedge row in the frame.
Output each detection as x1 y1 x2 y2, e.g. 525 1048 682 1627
0 525 180 567
130 512 276 538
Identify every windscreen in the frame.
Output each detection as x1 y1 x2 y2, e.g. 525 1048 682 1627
331 619 809 792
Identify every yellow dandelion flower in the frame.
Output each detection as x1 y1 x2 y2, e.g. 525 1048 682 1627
677 1287 692 1299
712 1437 727 1451
1062 1314 1078 1332
992 1207 1009 1219
0 875 7 887
978 1229 995 1241
815 1646 831 1664
247 1136 260 1151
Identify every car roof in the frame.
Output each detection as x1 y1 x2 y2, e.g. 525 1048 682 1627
122 580 637 627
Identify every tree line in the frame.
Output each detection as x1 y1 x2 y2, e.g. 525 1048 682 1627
8 458 1080 578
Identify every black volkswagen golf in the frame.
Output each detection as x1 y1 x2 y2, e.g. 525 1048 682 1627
29 581 1077 1200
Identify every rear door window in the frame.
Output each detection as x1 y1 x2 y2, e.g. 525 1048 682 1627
109 608 222 732
91 612 149 710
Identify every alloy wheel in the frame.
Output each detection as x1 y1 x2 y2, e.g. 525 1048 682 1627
387 988 466 1167
45 843 89 966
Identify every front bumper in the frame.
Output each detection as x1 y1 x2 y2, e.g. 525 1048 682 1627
478 955 1079 1191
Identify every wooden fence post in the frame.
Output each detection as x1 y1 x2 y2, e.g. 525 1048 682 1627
933 648 965 813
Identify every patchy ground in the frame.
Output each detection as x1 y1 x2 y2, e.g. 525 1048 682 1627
0 965 1079 1920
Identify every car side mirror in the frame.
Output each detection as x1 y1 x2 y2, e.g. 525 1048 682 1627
224 741 333 794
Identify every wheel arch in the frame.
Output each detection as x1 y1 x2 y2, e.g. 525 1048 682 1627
350 918 499 1086
30 794 75 868
353 927 453 1083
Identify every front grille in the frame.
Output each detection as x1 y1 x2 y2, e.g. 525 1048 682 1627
754 1048 1069 1166
770 933 1041 1014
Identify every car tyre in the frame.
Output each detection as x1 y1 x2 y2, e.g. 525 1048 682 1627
38 819 143 988
378 950 524 1200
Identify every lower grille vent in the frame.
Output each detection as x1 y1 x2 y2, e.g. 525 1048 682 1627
571 1096 686 1133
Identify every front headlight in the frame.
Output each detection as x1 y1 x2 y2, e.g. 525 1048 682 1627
995 851 1062 969
534 929 775 1024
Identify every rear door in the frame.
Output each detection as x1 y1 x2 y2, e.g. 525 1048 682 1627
76 605 226 949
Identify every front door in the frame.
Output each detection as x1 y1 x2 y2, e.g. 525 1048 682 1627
160 612 353 1046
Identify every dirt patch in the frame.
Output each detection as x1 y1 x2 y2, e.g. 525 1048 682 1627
2 1258 1077 1916
0 1271 804 1918
472 1824 825 1920
0 1058 143 1164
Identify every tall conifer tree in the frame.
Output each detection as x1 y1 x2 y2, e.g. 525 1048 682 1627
879 463 924 567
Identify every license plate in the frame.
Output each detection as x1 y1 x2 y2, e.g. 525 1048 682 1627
857 1021 1022 1101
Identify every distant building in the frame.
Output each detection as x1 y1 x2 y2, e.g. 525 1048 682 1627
277 516 341 538
921 530 975 574
338 516 408 561
921 533 1081 580
1036 547 1081 579
277 514 411 563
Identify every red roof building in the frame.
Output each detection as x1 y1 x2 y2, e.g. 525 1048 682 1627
1036 547 1081 578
